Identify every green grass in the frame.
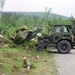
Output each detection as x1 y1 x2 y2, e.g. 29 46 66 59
0 48 57 75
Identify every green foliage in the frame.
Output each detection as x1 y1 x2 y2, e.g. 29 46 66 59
1 12 75 37
0 48 57 75
1 11 75 75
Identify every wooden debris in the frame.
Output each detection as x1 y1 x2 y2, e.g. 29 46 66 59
23 57 31 72
36 55 47 62
24 45 29 50
0 42 9 48
0 35 3 38
0 62 3 68
16 26 28 33
3 44 9 48
2 74 6 75
0 34 9 48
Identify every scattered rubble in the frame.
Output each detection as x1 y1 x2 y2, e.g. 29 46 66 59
0 34 9 48
36 55 47 62
0 62 3 68
2 74 5 75
22 56 35 73
23 57 31 72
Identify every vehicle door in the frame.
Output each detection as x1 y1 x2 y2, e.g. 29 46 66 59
53 26 62 43
62 26 72 40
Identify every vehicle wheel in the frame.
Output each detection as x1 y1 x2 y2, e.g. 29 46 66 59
44 46 47 50
57 40 71 54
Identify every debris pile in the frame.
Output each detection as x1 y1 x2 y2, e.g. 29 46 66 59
0 25 42 48
0 34 9 48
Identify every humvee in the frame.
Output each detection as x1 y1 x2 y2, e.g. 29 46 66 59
36 23 75 54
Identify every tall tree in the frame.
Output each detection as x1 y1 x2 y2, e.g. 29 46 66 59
44 7 52 34
0 0 5 22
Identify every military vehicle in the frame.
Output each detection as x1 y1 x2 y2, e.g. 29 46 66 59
35 21 75 54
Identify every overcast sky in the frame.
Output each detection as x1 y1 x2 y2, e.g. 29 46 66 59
3 0 75 17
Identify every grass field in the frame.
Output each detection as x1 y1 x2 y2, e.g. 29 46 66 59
0 47 57 75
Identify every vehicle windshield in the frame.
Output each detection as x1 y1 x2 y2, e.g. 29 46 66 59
56 27 61 32
63 26 69 32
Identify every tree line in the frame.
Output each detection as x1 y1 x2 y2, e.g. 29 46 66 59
0 12 74 36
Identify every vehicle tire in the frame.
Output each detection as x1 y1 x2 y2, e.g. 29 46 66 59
57 40 71 54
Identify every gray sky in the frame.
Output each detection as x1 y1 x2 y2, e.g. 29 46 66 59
3 0 75 17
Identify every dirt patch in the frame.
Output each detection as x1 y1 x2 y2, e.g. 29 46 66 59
4 52 19 58
12 66 20 72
